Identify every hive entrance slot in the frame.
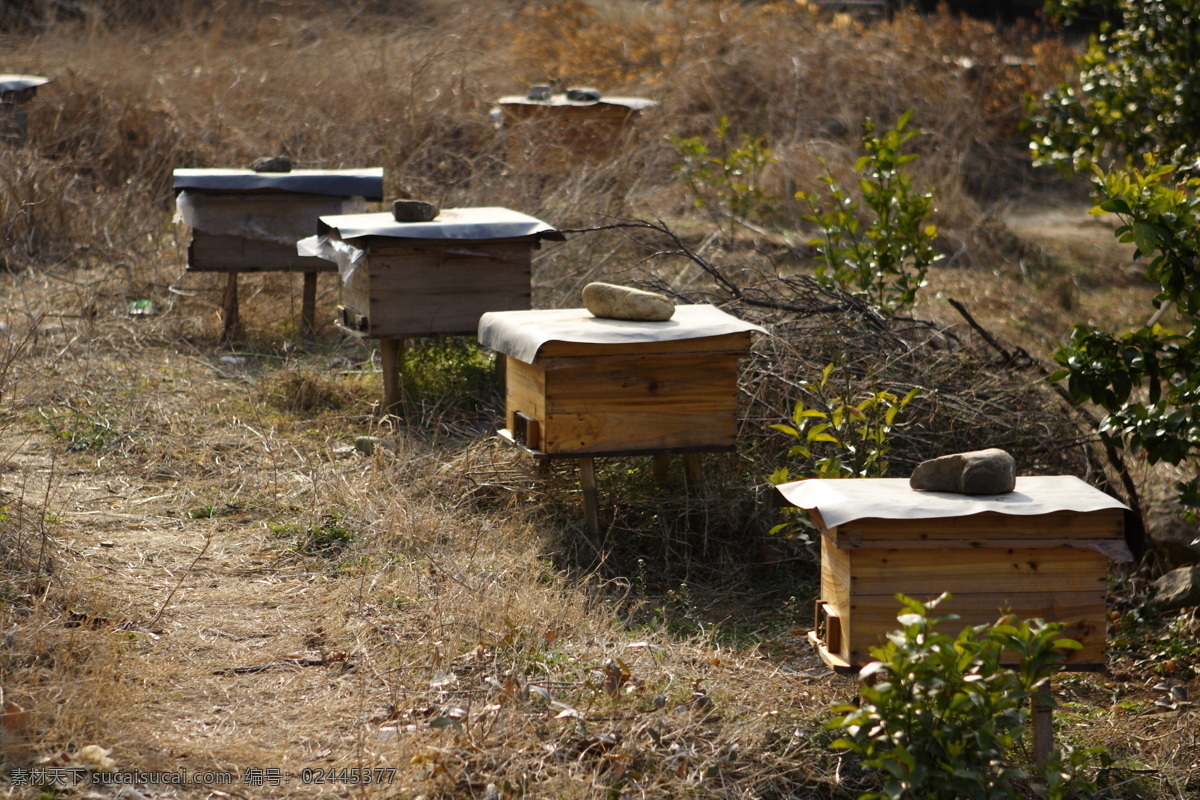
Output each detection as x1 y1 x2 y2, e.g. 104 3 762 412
513 411 540 450
815 601 842 655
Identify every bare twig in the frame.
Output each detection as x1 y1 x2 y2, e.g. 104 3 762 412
147 534 212 630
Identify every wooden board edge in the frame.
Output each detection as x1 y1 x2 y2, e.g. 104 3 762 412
807 630 857 675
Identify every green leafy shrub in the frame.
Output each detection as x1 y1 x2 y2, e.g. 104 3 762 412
1030 0 1200 175
830 593 1103 800
769 363 920 484
799 111 940 312
1050 163 1200 516
670 117 777 240
767 364 919 539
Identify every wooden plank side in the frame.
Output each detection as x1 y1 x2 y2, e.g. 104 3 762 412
541 409 737 454
833 537 1127 553
536 331 752 359
838 510 1124 546
820 533 853 664
543 354 739 411
538 352 740 453
365 255 532 338
340 262 371 322
847 547 1108 597
370 242 536 263
846 591 1107 666
505 356 546 432
188 233 333 273
186 192 351 215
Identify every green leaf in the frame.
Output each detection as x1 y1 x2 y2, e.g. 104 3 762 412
806 423 832 442
1132 222 1158 256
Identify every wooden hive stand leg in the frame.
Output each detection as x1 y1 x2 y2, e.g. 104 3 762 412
682 453 702 486
379 338 406 414
300 272 318 338
221 272 242 340
1032 691 1054 768
651 454 670 486
578 457 599 541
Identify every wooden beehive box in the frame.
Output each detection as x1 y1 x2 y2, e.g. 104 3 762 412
172 168 384 274
774 476 1131 672
1 74 50 145
303 208 561 340
478 306 764 456
494 88 657 172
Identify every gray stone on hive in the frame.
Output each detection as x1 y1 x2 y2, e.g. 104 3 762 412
1152 566 1200 613
392 200 439 222
582 282 674 322
566 86 601 102
249 155 292 173
909 448 1016 495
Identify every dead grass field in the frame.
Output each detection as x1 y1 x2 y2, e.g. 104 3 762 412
0 2 1197 798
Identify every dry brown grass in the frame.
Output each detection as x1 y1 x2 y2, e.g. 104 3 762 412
0 2 1196 799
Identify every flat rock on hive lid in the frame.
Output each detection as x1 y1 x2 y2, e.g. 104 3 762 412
582 282 674 321
910 447 1016 495
249 155 292 172
392 199 439 222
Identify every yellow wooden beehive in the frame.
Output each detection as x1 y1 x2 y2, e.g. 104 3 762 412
774 476 1131 672
479 305 763 457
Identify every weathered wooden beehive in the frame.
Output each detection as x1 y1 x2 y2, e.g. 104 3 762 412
305 207 561 340
300 207 561 411
0 74 51 145
478 305 763 457
774 476 1131 672
494 87 657 171
172 167 384 336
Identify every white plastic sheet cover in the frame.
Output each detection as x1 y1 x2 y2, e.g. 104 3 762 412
296 235 365 283
317 207 561 243
478 305 766 364
175 192 367 246
171 168 384 199
0 74 51 94
775 476 1132 560
495 94 658 111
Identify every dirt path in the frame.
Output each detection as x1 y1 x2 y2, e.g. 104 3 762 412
4 398 396 797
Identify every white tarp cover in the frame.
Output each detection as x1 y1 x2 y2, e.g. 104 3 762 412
171 168 384 199
777 476 1128 527
0 74 51 93
776 476 1132 561
478 305 766 364
296 235 365 283
315 207 560 243
496 94 658 111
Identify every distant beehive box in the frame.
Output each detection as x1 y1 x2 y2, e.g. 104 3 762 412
300 207 562 339
0 74 51 144
774 476 1132 672
494 87 657 171
478 306 764 456
172 168 384 274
